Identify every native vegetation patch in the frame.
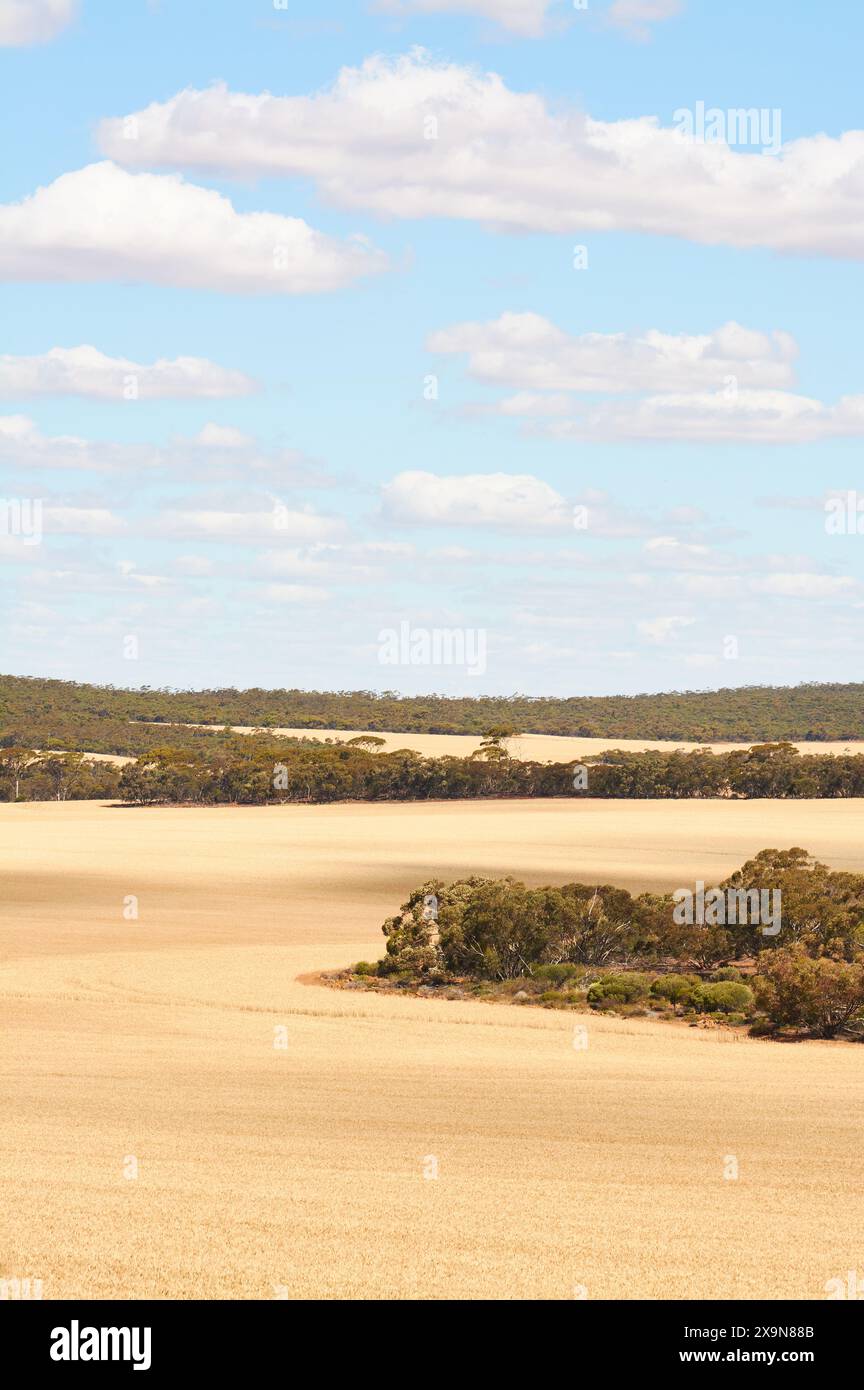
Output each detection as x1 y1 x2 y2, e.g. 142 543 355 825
8 735 864 803
329 848 864 1041
2 673 864 752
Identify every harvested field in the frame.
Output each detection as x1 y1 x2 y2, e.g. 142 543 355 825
2 798 863 1300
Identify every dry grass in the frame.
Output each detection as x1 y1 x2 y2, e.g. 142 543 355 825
2 798 864 1300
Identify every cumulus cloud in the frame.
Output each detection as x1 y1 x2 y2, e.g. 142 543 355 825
0 162 389 294
381 469 571 531
98 53 864 258
0 345 258 400
430 312 864 443
380 475 716 538
430 314 797 392
0 0 76 46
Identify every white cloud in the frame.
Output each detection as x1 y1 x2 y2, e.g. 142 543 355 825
0 414 42 440
98 54 864 258
643 536 731 570
372 0 555 37
43 507 126 536
125 573 171 589
431 313 864 443
637 614 695 642
157 507 347 544
381 469 571 531
547 389 864 444
255 549 336 579
607 0 683 42
755 573 855 599
0 0 76 46
0 162 389 294
484 391 573 417
430 314 797 392
0 502 124 543
193 423 254 448
0 345 258 400
0 414 130 471
0 414 326 483
262 583 331 603
174 555 215 577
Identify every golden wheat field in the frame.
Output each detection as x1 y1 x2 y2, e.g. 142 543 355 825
2 797 864 1301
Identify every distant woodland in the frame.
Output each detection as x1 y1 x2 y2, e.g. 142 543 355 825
2 675 864 803
1 674 864 755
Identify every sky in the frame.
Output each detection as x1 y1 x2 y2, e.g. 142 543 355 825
1 0 863 698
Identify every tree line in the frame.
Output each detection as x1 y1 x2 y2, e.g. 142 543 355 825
0 750 121 802
116 739 864 804
6 737 864 803
2 672 864 747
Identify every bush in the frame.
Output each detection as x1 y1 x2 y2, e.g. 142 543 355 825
354 961 376 976
694 981 755 1014
588 972 653 1005
710 966 744 983
538 989 583 1008
534 963 583 984
650 973 701 1005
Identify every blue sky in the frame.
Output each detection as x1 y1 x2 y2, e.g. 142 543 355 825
1 0 863 697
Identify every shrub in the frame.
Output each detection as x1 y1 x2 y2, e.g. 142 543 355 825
710 966 744 983
588 972 652 1005
538 989 583 1008
534 963 583 984
650 973 701 1005
354 961 376 976
695 981 755 1014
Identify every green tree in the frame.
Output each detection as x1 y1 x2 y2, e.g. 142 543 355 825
753 947 864 1038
